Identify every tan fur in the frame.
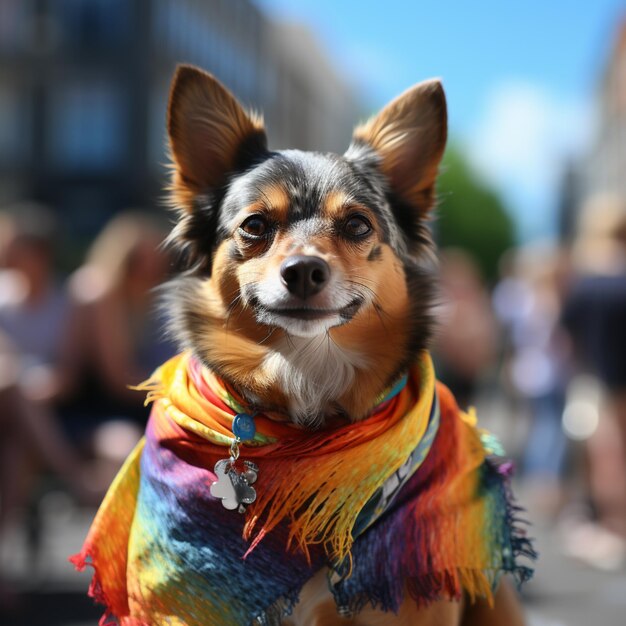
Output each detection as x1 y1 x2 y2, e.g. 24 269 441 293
323 190 354 217
181 242 287 400
353 79 447 213
285 571 524 626
258 183 292 220
284 569 462 626
167 65 266 210
224 183 292 241
331 244 413 417
183 222 413 419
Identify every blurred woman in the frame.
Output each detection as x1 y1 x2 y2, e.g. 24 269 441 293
494 243 571 517
0 208 174 473
0 203 88 508
0 204 86 607
561 194 626 569
434 248 498 409
0 206 175 608
62 210 176 469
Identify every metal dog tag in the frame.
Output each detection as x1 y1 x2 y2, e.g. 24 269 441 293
210 459 259 514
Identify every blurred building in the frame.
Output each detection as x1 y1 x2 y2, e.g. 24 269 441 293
0 0 361 244
585 17 626 201
265 22 359 152
559 16 626 239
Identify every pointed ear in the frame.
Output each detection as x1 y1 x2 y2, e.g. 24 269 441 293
167 65 268 208
349 79 447 213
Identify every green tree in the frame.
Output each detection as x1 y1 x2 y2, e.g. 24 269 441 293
435 145 516 283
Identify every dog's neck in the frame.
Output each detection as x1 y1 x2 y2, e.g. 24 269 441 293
171 267 423 427
252 334 368 428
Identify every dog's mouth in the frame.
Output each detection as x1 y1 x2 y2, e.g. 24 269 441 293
266 298 363 321
242 281 367 336
249 296 364 335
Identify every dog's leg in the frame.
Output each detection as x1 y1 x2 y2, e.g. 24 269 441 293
286 569 464 626
461 578 525 626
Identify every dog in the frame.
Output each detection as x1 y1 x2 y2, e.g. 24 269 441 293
74 65 531 626
161 65 528 626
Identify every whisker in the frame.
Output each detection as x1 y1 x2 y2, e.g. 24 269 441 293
257 326 278 345
346 279 376 298
350 273 378 287
372 301 390 334
284 331 296 351
224 294 244 329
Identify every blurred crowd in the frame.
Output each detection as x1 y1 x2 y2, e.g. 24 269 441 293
0 203 176 608
434 192 626 573
1 193 626 612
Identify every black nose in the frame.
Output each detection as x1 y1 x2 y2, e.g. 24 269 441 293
280 255 330 300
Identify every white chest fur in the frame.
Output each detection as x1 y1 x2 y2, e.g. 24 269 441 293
262 334 367 427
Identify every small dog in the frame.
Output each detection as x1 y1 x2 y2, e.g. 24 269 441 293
166 65 440 427
74 65 531 626
162 66 528 626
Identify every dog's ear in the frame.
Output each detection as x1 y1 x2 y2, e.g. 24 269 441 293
348 79 447 215
167 65 268 209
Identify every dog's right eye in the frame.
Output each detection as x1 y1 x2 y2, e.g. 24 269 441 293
239 215 269 238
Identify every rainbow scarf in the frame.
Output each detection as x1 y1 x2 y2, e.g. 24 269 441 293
72 352 534 625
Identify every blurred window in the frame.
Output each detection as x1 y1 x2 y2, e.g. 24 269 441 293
0 85 32 165
152 0 170 53
148 82 170 172
46 81 126 172
151 0 258 97
54 0 130 49
0 0 35 53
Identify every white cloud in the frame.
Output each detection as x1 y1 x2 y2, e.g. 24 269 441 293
464 81 595 241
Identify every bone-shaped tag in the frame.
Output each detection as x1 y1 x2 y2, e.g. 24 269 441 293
210 459 258 513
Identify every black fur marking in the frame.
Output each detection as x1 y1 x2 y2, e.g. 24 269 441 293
367 246 382 262
233 129 270 173
169 142 272 275
384 259 437 388
345 140 438 256
386 190 436 252
228 240 245 262
166 192 224 275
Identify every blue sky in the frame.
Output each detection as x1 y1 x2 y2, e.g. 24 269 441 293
255 0 625 241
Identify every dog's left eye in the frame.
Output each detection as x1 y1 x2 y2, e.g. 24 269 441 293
239 215 269 238
344 215 372 238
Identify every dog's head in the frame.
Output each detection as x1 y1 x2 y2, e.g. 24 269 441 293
165 66 447 426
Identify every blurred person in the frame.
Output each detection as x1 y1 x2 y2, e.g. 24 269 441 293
0 204 68 373
0 203 89 607
433 248 498 409
0 206 174 609
493 243 571 518
0 203 88 494
62 210 176 476
560 193 626 569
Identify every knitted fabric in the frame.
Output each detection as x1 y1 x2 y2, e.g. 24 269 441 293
71 351 535 625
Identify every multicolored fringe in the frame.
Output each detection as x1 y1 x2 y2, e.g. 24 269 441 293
329 386 537 617
71 352 535 626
